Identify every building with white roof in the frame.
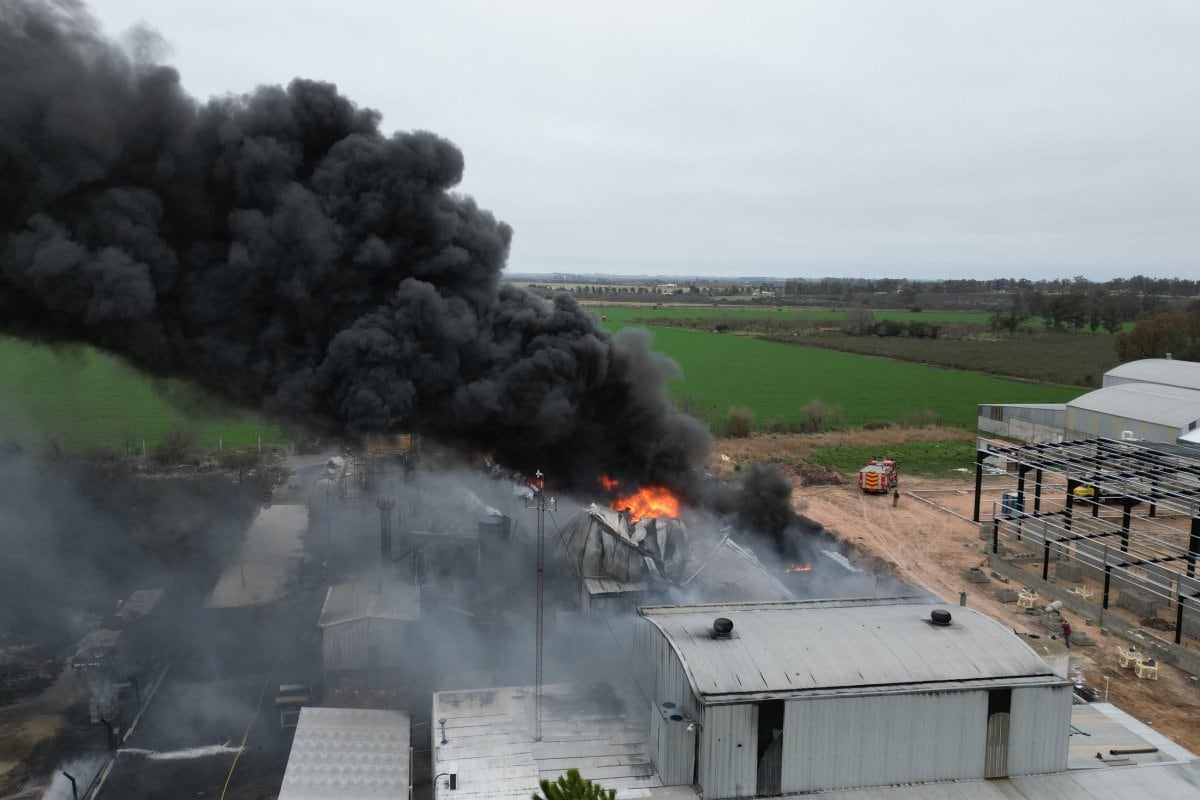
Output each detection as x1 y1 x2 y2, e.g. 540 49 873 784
278 707 410 800
634 598 1072 797
1103 357 1200 391
979 357 1200 445
1066 383 1200 441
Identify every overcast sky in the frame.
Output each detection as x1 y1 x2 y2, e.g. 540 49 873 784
86 1 1199 280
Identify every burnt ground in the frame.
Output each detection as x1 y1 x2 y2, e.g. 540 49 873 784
0 458 264 797
96 598 324 800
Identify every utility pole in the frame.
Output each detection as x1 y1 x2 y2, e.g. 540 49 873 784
524 470 555 742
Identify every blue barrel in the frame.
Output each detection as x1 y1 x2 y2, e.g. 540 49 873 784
1001 492 1024 515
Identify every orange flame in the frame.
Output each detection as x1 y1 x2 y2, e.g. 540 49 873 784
785 564 812 573
600 476 680 522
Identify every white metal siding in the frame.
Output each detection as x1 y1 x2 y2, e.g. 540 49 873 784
321 618 407 671
649 707 696 786
699 704 758 799
635 621 701 784
781 691 989 793
1007 685 1071 775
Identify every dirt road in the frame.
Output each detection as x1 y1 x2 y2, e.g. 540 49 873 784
798 477 1200 756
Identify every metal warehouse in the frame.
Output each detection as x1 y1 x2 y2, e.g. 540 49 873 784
977 357 1200 445
319 575 421 672
1066 383 1200 441
1103 357 1200 391
634 598 1072 797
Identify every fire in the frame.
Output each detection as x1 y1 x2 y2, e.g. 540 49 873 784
600 476 680 522
785 564 812 573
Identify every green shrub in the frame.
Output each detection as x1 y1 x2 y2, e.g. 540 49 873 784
725 406 754 437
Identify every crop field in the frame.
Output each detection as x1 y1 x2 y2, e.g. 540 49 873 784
0 337 285 452
772 330 1119 388
590 305 997 326
600 324 1079 431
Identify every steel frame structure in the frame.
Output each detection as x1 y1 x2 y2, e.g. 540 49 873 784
973 437 1200 645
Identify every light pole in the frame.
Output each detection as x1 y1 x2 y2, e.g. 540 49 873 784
524 470 555 742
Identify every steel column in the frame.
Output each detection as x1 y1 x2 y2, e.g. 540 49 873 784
973 450 986 522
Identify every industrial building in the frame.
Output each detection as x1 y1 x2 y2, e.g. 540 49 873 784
978 357 1200 445
429 597 1198 800
635 599 1071 796
278 706 411 800
319 574 421 672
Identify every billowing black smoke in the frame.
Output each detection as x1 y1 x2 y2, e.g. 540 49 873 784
705 462 826 556
0 1 710 491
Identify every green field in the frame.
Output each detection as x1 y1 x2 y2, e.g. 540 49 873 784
1 313 1079 452
0 337 286 452
805 440 979 479
601 324 1078 431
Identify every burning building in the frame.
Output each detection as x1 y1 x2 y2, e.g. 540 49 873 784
558 506 790 617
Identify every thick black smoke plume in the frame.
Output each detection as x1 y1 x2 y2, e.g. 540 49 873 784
0 1 710 491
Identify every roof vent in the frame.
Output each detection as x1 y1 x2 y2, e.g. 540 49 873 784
712 618 734 639
930 609 952 626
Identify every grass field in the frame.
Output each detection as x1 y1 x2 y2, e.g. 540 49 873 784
804 440 979 479
600 324 1079 431
0 337 286 452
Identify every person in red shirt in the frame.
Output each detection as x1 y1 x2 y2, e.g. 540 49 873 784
1061 619 1072 649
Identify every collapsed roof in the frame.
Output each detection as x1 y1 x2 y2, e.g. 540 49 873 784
558 506 791 603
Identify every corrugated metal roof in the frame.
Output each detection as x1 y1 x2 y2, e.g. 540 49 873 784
318 575 421 626
640 599 1058 699
278 707 410 800
1069 384 1200 428
1104 357 1200 391
432 683 700 800
794 760 1200 799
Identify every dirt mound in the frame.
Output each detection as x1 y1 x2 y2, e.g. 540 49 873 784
775 460 846 486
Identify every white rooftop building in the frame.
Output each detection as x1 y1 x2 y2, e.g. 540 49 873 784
979 357 1200 445
1103 357 1200 391
635 599 1072 797
278 707 411 800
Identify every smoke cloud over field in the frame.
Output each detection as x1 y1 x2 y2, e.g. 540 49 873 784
0 1 709 492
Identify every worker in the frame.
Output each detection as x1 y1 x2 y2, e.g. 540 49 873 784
1061 619 1072 649
892 489 900 507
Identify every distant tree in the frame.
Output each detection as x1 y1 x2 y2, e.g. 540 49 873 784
532 769 615 800
1115 309 1200 362
842 309 875 336
989 298 1028 334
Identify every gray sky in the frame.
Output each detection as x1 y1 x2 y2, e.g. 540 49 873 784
87 1 1199 280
